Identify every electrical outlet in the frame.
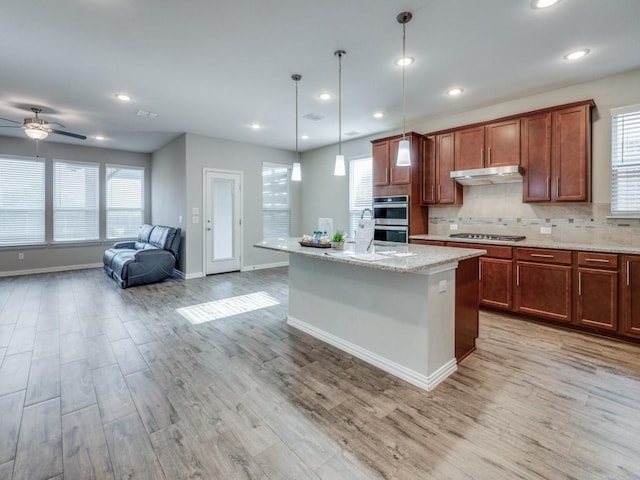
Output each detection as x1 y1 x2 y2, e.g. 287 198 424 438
540 226 552 235
178 215 183 224
438 280 447 293
450 224 458 231
18 252 24 260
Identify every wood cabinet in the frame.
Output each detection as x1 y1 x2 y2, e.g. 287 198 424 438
422 133 462 205
575 252 618 331
515 248 572 322
373 133 420 187
621 255 640 338
454 119 520 171
522 101 593 202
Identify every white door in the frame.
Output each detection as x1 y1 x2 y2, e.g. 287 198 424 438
205 170 242 274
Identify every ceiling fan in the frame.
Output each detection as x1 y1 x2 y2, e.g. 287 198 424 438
0 107 86 141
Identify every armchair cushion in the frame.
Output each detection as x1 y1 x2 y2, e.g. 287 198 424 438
103 224 181 288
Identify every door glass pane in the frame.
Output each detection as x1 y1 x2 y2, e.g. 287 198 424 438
213 178 234 260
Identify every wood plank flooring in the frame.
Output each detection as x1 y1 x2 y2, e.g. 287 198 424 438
0 267 639 479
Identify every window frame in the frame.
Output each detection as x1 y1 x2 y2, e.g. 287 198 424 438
105 164 146 240
611 104 640 217
349 156 373 239
262 162 292 240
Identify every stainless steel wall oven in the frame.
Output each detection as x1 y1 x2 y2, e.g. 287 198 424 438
373 195 409 243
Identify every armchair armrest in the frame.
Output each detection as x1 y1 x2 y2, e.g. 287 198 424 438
112 241 136 249
134 248 175 263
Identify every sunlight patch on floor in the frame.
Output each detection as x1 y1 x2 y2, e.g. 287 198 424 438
176 291 280 324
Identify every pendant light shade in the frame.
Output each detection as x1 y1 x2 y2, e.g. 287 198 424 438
291 74 302 182
334 50 346 176
396 11 412 167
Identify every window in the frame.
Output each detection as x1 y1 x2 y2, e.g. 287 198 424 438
349 157 373 238
0 156 45 246
262 162 291 239
106 166 145 239
53 160 99 242
611 105 640 216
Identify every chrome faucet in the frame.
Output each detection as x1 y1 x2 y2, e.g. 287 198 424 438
360 208 373 220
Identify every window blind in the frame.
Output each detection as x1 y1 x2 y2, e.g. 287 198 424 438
349 157 373 238
611 107 640 215
0 156 45 246
53 160 99 242
262 162 291 239
106 166 145 239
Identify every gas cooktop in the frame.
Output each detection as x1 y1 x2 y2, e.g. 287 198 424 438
449 233 526 242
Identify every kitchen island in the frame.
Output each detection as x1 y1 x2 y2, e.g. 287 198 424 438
255 238 485 391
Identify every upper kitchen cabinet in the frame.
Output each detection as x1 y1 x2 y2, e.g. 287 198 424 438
422 133 462 205
372 132 423 193
454 119 520 171
522 100 594 202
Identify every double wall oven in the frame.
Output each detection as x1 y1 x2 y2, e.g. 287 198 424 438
373 195 409 243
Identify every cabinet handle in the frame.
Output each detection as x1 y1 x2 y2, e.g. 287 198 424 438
546 177 550 197
516 265 520 286
628 260 631 286
530 253 554 258
438 184 441 201
480 148 484 165
479 263 482 281
578 271 582 295
431 184 435 201
556 177 560 196
385 167 389 184
584 258 610 263
488 147 491 164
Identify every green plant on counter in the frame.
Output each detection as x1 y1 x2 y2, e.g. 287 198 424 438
331 231 346 242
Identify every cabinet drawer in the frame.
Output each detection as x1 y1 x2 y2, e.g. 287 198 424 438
577 252 618 269
447 242 512 259
517 247 572 265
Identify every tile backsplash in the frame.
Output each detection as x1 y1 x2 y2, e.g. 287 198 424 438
428 183 640 247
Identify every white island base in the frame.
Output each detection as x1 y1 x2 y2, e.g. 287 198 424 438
287 254 458 391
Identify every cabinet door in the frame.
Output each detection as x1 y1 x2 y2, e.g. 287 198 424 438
576 268 618 331
454 126 484 171
372 141 389 186
485 119 520 167
553 104 590 201
389 138 411 185
621 256 640 337
480 257 513 310
422 136 436 204
516 262 572 322
522 113 552 202
437 132 460 204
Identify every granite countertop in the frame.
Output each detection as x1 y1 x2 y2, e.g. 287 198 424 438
410 234 640 255
255 238 485 273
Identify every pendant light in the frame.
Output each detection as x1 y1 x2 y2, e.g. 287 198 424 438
291 74 302 182
396 11 413 167
334 49 346 176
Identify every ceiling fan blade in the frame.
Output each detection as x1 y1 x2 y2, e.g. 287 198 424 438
43 122 66 129
50 129 87 140
0 125 21 129
0 117 22 125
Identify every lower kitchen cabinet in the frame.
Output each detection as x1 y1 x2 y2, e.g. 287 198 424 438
621 255 640 338
516 248 572 323
480 257 513 310
575 252 618 331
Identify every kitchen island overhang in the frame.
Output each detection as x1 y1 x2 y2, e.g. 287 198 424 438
255 238 485 391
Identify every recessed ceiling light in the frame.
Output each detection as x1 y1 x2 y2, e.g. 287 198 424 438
115 93 131 102
395 57 415 67
250 123 262 130
373 112 384 119
531 0 560 8
318 93 331 101
447 88 464 96
94 135 106 141
301 134 309 140
564 49 590 61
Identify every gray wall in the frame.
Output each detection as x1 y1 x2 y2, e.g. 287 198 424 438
151 134 187 271
182 133 301 277
299 67 640 235
0 136 151 275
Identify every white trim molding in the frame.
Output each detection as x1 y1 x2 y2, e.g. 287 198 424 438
241 261 289 272
0 262 103 278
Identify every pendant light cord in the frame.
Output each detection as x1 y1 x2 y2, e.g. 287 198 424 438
402 22 407 141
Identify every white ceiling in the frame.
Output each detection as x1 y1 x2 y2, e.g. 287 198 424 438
1 0 640 154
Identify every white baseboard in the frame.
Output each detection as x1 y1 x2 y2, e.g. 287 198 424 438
184 272 205 280
288 315 457 392
0 262 103 278
241 261 289 272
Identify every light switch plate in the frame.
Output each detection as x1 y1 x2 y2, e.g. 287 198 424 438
192 216 199 224
540 226 552 235
438 280 447 293
450 224 458 231
192 207 199 215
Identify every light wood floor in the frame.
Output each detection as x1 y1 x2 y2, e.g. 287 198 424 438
1 267 639 479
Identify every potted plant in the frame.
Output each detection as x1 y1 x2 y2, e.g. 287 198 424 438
331 231 346 250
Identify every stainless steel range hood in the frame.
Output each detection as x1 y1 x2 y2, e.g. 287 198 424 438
450 165 524 186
